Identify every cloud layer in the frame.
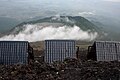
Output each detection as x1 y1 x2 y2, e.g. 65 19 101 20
0 24 98 42
78 11 96 17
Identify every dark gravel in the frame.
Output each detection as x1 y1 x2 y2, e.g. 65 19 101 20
0 58 120 80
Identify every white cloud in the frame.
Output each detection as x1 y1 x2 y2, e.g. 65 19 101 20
0 24 98 42
78 11 96 17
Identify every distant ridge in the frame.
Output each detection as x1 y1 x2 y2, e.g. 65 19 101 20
0 16 106 42
9 16 101 34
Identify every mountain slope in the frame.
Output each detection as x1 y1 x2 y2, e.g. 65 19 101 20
0 16 103 42
87 16 120 41
9 16 101 34
18 16 99 30
0 17 20 33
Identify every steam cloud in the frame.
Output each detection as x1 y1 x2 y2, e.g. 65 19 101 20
0 24 98 42
78 11 96 17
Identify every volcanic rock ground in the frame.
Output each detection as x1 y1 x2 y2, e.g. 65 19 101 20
0 59 120 80
0 41 120 80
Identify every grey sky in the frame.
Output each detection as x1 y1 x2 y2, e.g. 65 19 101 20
0 0 119 20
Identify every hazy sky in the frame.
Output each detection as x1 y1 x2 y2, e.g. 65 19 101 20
0 0 119 19
0 0 120 39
